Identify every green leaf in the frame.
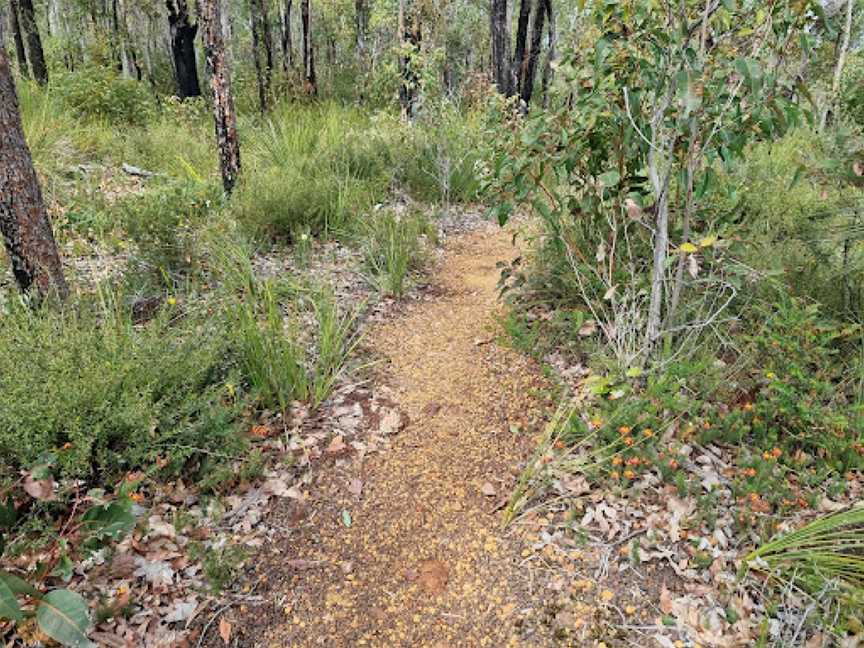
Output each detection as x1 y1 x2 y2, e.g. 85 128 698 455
625 367 643 378
0 578 23 622
598 170 621 187
0 571 37 597
36 590 95 648
82 501 134 541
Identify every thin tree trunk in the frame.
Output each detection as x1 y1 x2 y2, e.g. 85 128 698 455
821 0 853 130
519 0 547 106
490 0 511 95
511 0 531 96
18 0 47 84
0 49 67 298
398 0 419 120
166 0 202 98
540 0 555 108
196 0 241 194
301 0 316 94
355 0 368 58
280 0 293 72
9 0 29 80
249 0 271 112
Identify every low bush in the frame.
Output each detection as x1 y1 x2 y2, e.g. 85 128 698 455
54 66 155 126
0 291 243 485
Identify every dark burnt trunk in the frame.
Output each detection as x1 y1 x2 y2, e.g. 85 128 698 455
280 0 293 71
250 0 273 112
196 0 241 194
511 0 531 95
490 0 511 95
301 0 316 94
166 0 202 99
541 0 555 108
18 0 47 84
398 0 420 120
519 0 547 106
0 49 67 298
9 0 30 79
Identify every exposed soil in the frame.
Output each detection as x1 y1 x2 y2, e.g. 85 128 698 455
215 223 562 646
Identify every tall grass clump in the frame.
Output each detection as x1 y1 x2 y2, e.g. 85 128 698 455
309 287 363 406
232 103 392 240
361 210 436 297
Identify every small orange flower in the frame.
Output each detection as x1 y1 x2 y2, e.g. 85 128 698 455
742 402 753 411
762 451 773 461
771 447 782 459
642 428 654 438
623 469 636 480
591 418 604 429
612 456 623 466
618 426 632 435
610 471 620 479
61 442 73 450
742 467 757 478
130 492 145 503
702 421 712 430
668 459 679 469
623 437 635 447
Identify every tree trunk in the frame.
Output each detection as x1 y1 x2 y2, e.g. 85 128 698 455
519 0 547 106
17 0 47 84
398 0 420 120
821 0 854 130
166 0 202 99
0 49 67 299
490 0 511 95
355 0 368 58
8 0 29 80
249 0 273 112
301 0 316 94
511 0 532 96
540 0 555 108
280 0 293 72
196 0 241 195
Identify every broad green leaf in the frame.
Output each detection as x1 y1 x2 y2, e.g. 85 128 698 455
625 367 643 378
0 571 37 597
81 501 134 541
679 242 698 254
36 590 94 648
0 578 22 622
598 170 621 187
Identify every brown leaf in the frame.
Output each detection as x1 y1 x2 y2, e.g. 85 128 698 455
219 617 232 645
347 478 363 497
248 424 271 439
659 586 674 615
23 474 55 501
325 435 347 456
480 482 497 497
417 560 449 594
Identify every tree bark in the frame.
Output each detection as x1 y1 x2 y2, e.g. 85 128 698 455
511 0 532 96
821 0 853 130
8 0 29 80
355 0 368 58
490 0 511 95
301 0 316 94
166 0 202 98
540 0 555 108
17 0 47 84
280 0 293 72
398 0 420 120
196 0 241 195
249 0 273 112
0 49 67 299
519 0 547 106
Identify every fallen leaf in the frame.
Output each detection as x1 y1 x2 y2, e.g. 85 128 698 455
481 482 496 497
660 586 674 615
325 436 347 456
417 560 449 594
23 474 55 501
347 479 363 497
342 509 352 527
219 617 232 644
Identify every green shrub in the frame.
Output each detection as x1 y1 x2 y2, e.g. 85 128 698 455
840 53 864 129
54 65 155 126
361 210 436 297
120 180 222 273
0 291 243 484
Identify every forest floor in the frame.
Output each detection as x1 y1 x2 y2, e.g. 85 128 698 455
207 223 569 646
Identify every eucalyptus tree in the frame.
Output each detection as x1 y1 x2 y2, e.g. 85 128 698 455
0 48 67 298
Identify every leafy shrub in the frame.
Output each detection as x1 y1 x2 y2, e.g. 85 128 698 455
120 180 222 273
0 292 243 484
840 53 864 129
361 210 436 296
54 66 155 126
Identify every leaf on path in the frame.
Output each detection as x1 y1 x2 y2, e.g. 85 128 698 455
133 557 175 587
417 560 449 594
219 617 232 644
23 474 55 501
325 436 347 456
347 479 363 497
36 589 95 648
659 586 674 615
481 482 497 497
146 515 176 540
164 597 198 624
341 510 352 527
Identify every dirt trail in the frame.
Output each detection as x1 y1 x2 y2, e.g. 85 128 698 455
233 224 556 647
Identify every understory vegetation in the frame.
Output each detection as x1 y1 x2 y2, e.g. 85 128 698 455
2 0 864 645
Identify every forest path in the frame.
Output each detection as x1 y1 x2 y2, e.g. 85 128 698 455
232 224 556 647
